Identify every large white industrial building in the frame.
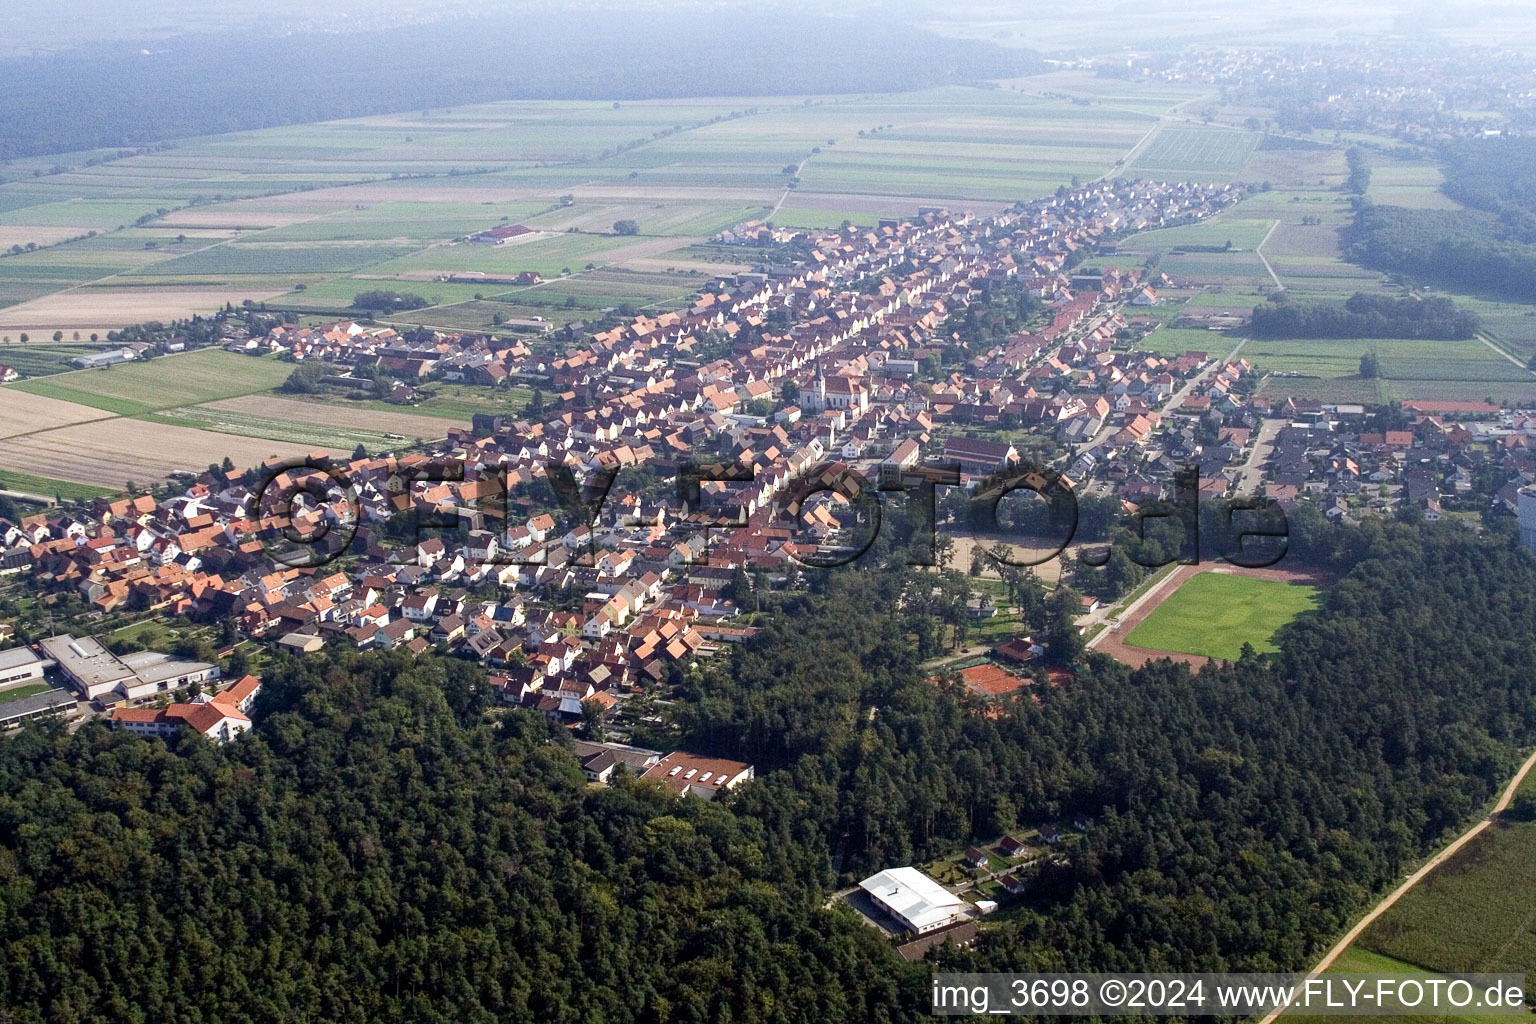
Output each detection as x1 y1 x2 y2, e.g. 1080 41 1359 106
859 866 971 935
1519 487 1536 553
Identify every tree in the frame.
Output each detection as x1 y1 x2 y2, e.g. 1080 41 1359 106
1359 351 1380 379
281 361 326 394
1045 585 1085 663
612 219 640 236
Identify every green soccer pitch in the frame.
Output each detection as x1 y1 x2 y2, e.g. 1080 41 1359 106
1123 572 1321 660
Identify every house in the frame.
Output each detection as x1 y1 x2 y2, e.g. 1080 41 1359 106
942 437 1019 476
1037 824 1062 845
998 835 1029 858
998 873 1029 895
640 750 754 800
569 739 661 783
963 845 991 869
111 677 261 744
112 701 251 743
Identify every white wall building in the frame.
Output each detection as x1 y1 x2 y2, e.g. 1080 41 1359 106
859 867 970 935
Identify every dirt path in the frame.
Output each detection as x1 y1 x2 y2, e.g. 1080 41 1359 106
768 157 811 220
1477 332 1535 374
1257 744 1536 1024
1255 219 1283 291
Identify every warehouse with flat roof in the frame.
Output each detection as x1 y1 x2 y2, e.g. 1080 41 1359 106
858 867 971 935
40 635 218 703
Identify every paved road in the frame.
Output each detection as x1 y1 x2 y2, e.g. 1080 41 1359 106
0 488 52 504
1084 564 1184 649
1257 744 1536 1024
1231 416 1283 495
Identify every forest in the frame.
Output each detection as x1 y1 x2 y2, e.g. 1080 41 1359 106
0 13 1042 160
2 520 1536 1021
1343 138 1536 302
1249 291 1479 339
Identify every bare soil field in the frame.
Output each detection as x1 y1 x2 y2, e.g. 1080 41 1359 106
204 394 468 436
623 255 752 274
0 389 108 440
1095 562 1333 670
0 417 344 487
0 287 289 332
0 226 94 248
787 191 1012 214
568 184 781 203
947 532 1067 585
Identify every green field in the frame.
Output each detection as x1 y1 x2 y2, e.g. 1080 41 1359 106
1282 772 1536 1024
1251 336 1536 405
0 345 101 377
8 349 294 411
0 468 117 501
1354 770 1536 983
1131 127 1261 178
1125 572 1321 660
142 406 427 451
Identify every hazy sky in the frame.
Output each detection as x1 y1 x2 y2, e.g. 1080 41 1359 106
2 0 1530 58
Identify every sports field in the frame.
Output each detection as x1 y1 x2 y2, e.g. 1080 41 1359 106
1123 571 1321 660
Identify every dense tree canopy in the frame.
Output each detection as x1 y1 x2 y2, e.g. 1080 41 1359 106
1343 138 1536 302
3 523 1536 1021
1250 292 1478 340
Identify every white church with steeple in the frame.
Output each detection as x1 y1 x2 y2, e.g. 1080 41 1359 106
798 363 868 414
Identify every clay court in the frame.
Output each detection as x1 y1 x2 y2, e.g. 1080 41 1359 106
1093 562 1331 670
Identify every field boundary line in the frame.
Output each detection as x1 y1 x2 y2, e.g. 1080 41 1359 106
1259 744 1536 1024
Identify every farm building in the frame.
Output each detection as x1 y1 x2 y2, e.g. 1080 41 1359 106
70 348 136 369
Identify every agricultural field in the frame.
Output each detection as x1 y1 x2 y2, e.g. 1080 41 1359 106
195 395 471 440
128 243 420 277
1122 217 1275 252
1253 337 1536 405
0 388 110 439
1123 572 1321 660
1356 808 1536 982
0 345 104 377
9 349 294 412
0 286 290 335
0 75 1235 333
1365 160 1462 211
1286 771 1536 1024
1136 325 1235 356
1129 127 1260 179
0 416 343 489
0 468 117 502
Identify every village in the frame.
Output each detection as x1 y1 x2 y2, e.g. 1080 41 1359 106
4 173 1536 749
